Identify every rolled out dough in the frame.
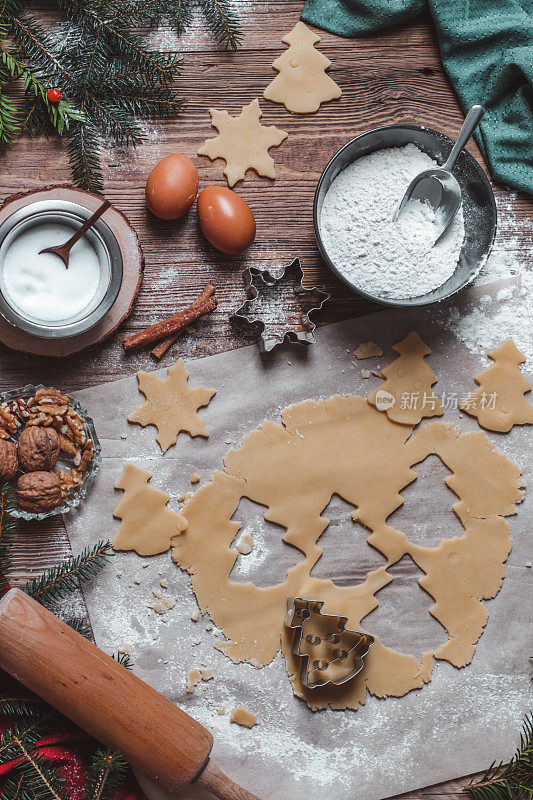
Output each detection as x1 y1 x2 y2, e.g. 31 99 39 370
172 395 523 710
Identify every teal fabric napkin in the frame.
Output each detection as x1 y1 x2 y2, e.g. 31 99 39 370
301 0 533 195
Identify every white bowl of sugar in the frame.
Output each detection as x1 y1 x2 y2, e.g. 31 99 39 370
314 125 496 307
0 199 123 338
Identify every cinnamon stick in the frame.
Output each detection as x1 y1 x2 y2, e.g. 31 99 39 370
151 285 216 360
123 295 217 353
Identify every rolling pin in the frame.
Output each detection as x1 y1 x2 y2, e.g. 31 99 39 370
0 588 259 800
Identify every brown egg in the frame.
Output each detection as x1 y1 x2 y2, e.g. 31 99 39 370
197 186 256 255
145 154 199 220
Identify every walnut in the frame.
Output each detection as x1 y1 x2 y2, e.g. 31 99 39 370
18 426 59 472
0 439 18 480
17 471 62 512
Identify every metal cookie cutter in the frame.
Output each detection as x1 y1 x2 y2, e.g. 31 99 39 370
231 258 329 353
285 597 374 689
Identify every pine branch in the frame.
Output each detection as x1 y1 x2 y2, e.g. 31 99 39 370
83 749 127 800
22 540 113 606
0 717 50 763
198 0 242 49
0 694 48 719
0 42 83 137
2 732 66 800
464 712 533 800
0 481 15 594
110 89 184 118
57 0 181 86
173 0 193 36
0 89 20 142
67 119 104 193
112 651 134 670
0 0 242 189
61 615 93 639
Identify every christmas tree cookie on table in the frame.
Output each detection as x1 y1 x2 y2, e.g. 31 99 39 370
264 21 342 113
459 339 533 432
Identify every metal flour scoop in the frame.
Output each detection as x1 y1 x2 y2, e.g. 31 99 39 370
393 105 484 239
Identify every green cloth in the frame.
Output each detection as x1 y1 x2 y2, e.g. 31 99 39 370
301 0 533 196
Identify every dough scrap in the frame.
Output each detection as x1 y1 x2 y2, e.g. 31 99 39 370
368 331 444 425
150 596 176 615
113 463 187 556
459 338 533 432
173 395 522 710
235 533 254 555
230 707 257 728
354 341 383 360
128 359 216 453
186 667 213 694
263 21 341 114
197 99 288 187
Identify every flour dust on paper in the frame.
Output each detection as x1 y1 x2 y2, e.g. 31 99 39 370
172 356 524 710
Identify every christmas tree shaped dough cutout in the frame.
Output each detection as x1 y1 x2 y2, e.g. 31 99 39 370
367 331 444 425
197 98 288 186
128 359 216 452
459 338 533 432
263 21 342 114
113 463 187 556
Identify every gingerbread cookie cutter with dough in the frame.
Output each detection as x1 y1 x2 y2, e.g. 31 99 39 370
172 374 524 710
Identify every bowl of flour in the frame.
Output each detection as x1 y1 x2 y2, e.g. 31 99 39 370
314 125 496 306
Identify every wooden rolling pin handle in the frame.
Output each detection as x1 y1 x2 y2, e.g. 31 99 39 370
0 589 260 800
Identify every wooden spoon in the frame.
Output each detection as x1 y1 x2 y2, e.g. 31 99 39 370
39 198 112 268
0 589 260 800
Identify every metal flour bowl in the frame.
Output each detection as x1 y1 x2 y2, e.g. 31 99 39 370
0 199 123 337
313 124 497 307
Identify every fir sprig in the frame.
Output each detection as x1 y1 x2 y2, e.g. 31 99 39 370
464 712 533 800
0 527 128 800
0 722 66 800
83 749 128 800
199 0 243 50
112 651 134 671
22 540 113 606
0 39 83 140
0 0 241 189
59 616 93 639
0 482 15 595
0 694 48 718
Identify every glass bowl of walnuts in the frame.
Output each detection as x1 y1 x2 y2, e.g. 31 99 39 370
0 384 101 520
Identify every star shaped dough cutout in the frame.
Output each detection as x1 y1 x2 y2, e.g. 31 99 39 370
197 98 288 187
128 359 216 452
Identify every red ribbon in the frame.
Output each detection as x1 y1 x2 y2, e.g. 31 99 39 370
0 578 143 800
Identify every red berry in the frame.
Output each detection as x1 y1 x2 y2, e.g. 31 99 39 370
47 88 61 103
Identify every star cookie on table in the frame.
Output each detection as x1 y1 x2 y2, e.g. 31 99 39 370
197 98 288 187
263 21 342 114
113 462 187 556
128 359 216 452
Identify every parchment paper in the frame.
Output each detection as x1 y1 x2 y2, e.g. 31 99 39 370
66 277 532 800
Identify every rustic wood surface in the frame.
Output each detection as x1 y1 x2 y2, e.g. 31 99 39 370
3 1 531 797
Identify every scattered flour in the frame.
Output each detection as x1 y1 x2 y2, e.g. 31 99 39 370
319 144 465 300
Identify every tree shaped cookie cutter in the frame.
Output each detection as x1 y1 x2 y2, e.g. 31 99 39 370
231 258 329 353
285 597 374 689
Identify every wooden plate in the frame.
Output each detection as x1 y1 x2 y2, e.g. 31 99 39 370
0 186 144 357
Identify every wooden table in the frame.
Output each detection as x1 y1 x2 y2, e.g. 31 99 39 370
3 2 530 797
